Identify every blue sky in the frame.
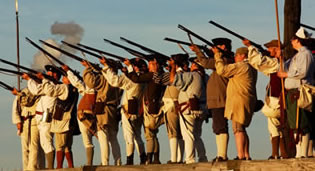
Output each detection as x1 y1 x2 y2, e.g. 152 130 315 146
0 0 314 170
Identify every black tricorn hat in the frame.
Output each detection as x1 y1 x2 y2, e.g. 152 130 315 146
131 58 147 68
188 57 203 67
212 38 232 46
45 65 65 77
171 53 189 67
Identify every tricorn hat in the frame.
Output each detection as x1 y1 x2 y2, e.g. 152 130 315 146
45 65 65 77
171 53 189 67
188 57 203 67
295 27 312 39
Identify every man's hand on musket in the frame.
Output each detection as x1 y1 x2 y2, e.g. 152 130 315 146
242 39 251 47
11 88 18 95
99 57 107 66
36 72 44 80
189 44 201 53
124 58 131 66
22 73 30 80
62 65 69 72
81 60 89 68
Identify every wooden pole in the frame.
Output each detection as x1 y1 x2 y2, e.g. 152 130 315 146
15 0 20 91
274 0 286 109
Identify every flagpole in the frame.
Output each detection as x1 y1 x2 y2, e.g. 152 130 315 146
274 0 286 109
15 0 21 91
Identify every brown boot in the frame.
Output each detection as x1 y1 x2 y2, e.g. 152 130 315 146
56 151 65 168
45 151 55 169
270 136 280 159
279 137 289 159
65 151 74 168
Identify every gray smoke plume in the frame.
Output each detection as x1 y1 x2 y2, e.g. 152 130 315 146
31 21 84 71
51 21 84 54
31 39 61 72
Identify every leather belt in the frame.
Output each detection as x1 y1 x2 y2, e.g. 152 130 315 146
35 111 43 115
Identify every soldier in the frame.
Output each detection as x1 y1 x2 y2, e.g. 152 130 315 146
100 57 147 165
243 39 289 159
162 54 188 164
125 57 166 164
83 61 123 166
213 47 257 160
51 74 80 168
277 27 315 158
22 65 69 169
190 38 234 162
11 87 45 170
167 57 207 164
62 64 97 166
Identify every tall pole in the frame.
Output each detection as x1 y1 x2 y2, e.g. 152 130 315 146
15 0 21 91
274 0 286 109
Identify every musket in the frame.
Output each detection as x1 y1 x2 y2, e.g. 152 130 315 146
0 58 55 82
300 23 315 32
178 24 233 57
61 41 123 69
0 68 42 83
103 38 148 59
26 37 81 79
120 37 170 62
0 80 15 91
164 37 214 57
209 20 265 51
39 40 103 71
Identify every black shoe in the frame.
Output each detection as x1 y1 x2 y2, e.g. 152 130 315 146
234 156 246 160
212 156 227 162
246 157 252 161
166 160 178 164
268 156 278 160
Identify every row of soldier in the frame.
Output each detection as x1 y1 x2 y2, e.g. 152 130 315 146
10 27 315 170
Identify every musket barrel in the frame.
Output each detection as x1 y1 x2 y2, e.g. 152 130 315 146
26 37 64 66
209 20 264 51
103 38 147 59
300 23 315 31
0 81 14 91
120 37 170 60
65 41 125 61
39 40 84 62
177 24 214 47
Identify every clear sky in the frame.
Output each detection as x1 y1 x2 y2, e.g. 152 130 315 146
0 0 314 170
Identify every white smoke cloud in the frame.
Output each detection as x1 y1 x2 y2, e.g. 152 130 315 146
31 21 84 71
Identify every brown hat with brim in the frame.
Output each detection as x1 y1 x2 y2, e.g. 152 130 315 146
264 39 283 48
235 47 248 55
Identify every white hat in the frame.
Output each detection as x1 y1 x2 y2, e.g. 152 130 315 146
295 27 312 39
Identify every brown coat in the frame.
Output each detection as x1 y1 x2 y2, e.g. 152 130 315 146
83 67 122 131
196 50 233 109
215 54 257 127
